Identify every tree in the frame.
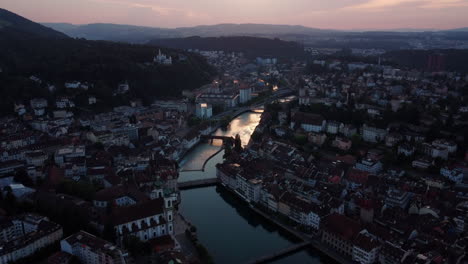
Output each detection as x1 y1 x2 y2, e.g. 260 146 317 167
292 134 308 146
234 134 243 152
250 131 262 142
223 143 232 159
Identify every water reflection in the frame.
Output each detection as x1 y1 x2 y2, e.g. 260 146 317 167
180 187 300 264
179 111 262 173
178 111 325 264
214 110 262 147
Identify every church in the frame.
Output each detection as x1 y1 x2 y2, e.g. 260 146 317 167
154 49 172 65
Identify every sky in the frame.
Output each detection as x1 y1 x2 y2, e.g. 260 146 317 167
1 0 467 30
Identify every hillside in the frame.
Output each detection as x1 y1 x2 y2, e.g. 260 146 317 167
149 36 305 59
0 8 67 39
0 9 215 114
384 49 468 73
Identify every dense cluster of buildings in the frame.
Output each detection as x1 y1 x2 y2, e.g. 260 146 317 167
216 59 468 263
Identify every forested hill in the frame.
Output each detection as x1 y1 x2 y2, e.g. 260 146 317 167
0 8 68 39
384 49 468 73
0 9 215 114
149 36 305 59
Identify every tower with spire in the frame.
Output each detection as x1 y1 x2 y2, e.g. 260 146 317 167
154 49 172 65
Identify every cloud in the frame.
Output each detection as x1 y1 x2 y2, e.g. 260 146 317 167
343 0 468 11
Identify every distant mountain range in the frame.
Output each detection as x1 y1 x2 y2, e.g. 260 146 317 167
41 22 338 43
43 22 468 44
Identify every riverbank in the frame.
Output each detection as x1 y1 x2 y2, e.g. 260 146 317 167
177 111 326 264
180 147 223 173
218 184 351 264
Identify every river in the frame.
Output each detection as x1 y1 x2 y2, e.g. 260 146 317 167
178 111 328 264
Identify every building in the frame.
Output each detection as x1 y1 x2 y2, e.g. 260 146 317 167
217 163 240 190
355 159 382 174
0 214 63 264
196 93 239 108
25 151 48 167
421 143 449 160
61 231 129 264
30 98 48 109
332 137 352 151
308 132 327 146
379 241 407 264
93 185 148 208
195 103 213 119
398 143 415 157
154 49 172 65
411 156 432 169
361 125 387 143
54 145 85 166
291 112 326 132
432 139 457 153
235 173 262 203
385 189 412 209
239 85 252 104
440 167 464 183
326 121 342 135
110 198 174 244
352 230 381 264
321 213 362 258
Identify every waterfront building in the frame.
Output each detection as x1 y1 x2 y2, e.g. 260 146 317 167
196 103 213 119
217 163 240 190
235 173 262 203
239 85 252 104
196 93 239 108
321 213 362 258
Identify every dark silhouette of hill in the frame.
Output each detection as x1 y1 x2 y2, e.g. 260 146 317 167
149 36 305 59
0 8 68 39
43 22 334 43
384 49 468 73
0 9 215 115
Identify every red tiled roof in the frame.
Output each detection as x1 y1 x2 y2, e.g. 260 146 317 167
347 168 370 185
323 213 361 241
111 198 165 226
354 232 381 252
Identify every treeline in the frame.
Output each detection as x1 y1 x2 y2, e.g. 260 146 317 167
149 36 305 60
384 49 468 73
0 34 215 114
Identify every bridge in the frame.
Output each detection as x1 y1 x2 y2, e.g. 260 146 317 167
244 242 310 264
177 178 219 190
200 135 235 144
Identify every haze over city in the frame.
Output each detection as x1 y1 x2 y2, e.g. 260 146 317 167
1 0 468 29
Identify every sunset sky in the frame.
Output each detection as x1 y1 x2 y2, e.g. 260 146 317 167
1 0 467 30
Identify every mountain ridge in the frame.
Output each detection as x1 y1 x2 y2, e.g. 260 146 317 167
0 8 68 39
